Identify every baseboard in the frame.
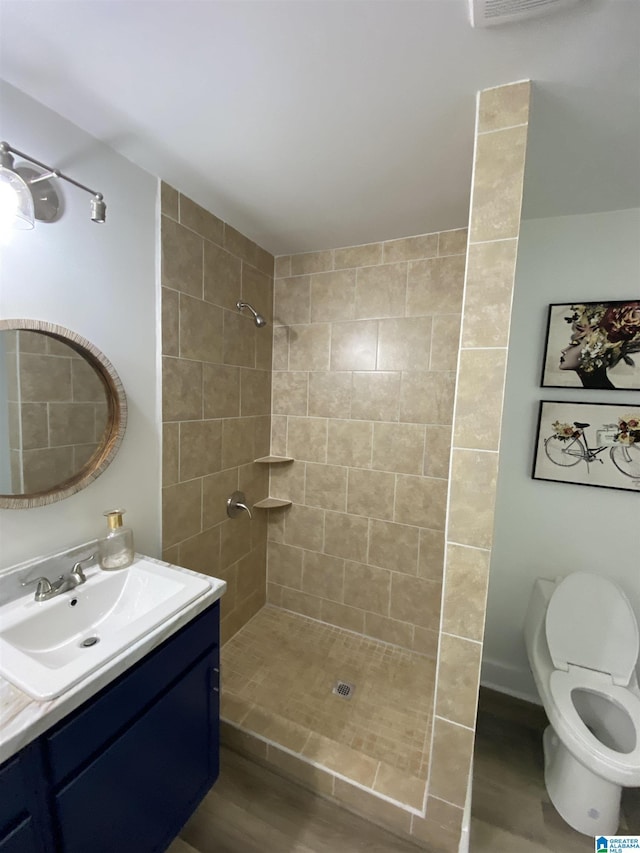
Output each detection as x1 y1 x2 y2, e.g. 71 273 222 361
480 658 541 705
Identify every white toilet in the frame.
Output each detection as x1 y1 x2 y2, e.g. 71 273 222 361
524 571 640 836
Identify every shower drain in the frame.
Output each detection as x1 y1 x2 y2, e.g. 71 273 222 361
332 680 355 700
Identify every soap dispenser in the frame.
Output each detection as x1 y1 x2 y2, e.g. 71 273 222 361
99 509 134 570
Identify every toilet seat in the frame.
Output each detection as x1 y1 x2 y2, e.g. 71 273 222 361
546 572 639 686
549 668 640 783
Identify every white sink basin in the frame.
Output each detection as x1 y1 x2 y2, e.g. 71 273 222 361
0 557 211 700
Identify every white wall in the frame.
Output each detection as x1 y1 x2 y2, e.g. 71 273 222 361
482 208 640 701
0 82 161 569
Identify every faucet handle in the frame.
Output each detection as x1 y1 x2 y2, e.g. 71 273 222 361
21 576 54 598
22 575 51 588
226 490 253 520
71 565 87 584
71 554 95 584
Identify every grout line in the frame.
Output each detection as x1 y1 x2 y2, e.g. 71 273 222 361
440 630 482 646
282 255 466 279
391 472 398 536
445 540 491 553
459 345 508 351
433 714 475 733
477 121 528 135
467 236 518 246
451 446 499 455
427 313 435 371
480 78 530 92
428 793 465 811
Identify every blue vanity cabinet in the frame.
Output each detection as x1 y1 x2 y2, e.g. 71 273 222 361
0 601 220 853
0 742 55 853
53 653 218 853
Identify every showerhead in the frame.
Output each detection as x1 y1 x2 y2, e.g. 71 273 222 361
236 301 267 328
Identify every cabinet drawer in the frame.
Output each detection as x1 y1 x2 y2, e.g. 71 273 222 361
46 602 219 785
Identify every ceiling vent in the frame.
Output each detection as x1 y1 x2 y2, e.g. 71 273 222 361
469 0 581 27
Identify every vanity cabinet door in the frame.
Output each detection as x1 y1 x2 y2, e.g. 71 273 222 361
0 744 54 853
53 651 219 853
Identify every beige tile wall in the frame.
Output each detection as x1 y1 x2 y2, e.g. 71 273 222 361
160 183 275 643
269 229 467 655
422 80 531 849
8 331 107 493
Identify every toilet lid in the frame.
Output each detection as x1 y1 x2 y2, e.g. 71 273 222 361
545 572 639 686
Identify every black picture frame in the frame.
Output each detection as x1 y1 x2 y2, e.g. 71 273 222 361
532 401 640 492
540 301 640 390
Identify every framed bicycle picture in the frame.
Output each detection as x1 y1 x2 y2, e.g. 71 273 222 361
541 301 640 390
532 401 640 492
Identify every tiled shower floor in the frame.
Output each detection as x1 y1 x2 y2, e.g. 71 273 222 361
221 605 436 809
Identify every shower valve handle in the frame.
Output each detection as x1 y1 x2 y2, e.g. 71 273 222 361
227 490 253 520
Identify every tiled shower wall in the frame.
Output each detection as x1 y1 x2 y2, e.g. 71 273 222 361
159 183 274 644
415 81 531 851
268 230 467 655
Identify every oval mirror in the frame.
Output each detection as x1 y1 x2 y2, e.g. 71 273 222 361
0 320 127 509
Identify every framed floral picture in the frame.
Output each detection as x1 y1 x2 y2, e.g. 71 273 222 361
540 301 640 390
532 401 640 492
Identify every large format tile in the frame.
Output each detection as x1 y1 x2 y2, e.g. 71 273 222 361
354 262 407 319
469 124 528 243
461 239 518 348
478 80 531 133
454 348 507 451
310 269 356 322
161 216 202 297
447 450 499 548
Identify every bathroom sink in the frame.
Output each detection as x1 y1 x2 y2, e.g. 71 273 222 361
0 556 211 700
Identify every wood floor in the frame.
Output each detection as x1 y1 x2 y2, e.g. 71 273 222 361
471 688 638 852
166 688 640 853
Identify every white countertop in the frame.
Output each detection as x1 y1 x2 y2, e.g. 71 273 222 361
0 555 225 766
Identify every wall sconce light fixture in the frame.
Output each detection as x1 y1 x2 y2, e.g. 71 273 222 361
0 141 107 230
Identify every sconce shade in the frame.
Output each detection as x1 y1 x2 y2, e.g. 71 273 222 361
0 165 35 230
16 166 61 223
0 141 106 228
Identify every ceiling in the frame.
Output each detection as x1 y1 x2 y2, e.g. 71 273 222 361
0 0 638 255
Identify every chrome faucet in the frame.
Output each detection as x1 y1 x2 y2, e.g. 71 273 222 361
22 554 95 602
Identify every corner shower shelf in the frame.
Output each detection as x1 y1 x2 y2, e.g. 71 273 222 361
253 498 292 509
253 457 294 510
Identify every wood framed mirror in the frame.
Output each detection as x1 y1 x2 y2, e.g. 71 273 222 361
0 319 127 509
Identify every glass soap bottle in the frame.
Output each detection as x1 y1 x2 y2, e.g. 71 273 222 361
99 509 134 570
